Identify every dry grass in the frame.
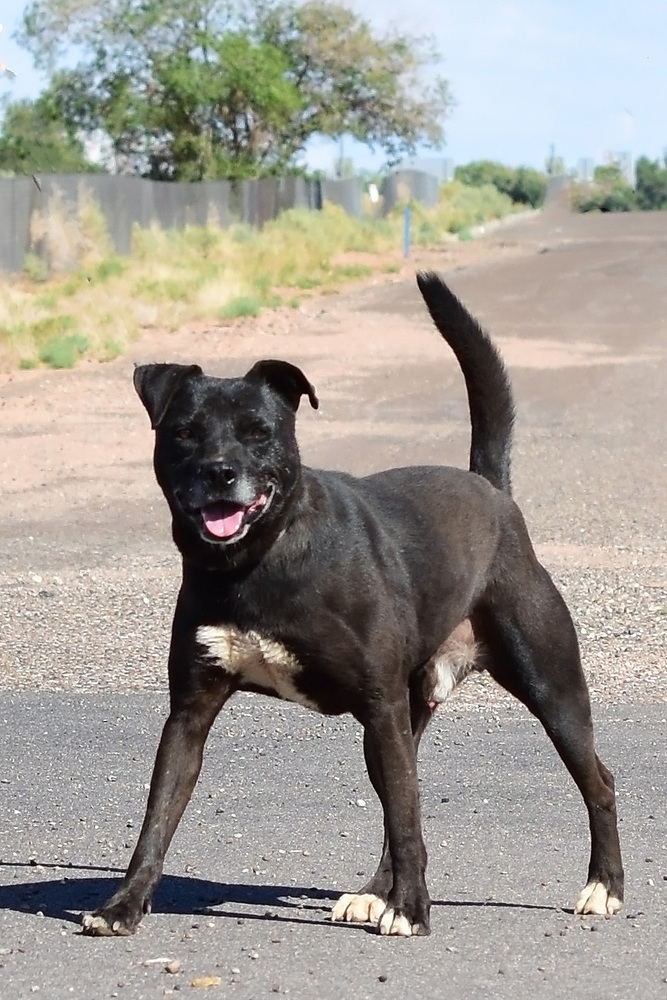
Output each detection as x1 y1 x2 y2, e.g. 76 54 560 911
0 185 521 370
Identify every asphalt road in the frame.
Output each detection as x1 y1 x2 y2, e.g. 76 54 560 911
1 695 666 1000
1 207 667 999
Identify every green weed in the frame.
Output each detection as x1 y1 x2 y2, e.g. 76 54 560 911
100 337 123 361
252 273 273 298
30 314 79 340
23 253 49 283
334 264 373 279
288 275 322 290
94 257 127 281
61 278 84 296
35 292 59 310
38 333 89 369
218 295 263 319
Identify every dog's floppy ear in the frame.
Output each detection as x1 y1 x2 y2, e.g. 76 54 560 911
245 359 319 411
133 363 203 428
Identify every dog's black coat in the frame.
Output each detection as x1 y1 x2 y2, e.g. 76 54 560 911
82 273 623 938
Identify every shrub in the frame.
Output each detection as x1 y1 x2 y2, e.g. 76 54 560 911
572 164 636 213
511 167 547 207
38 333 89 368
333 263 373 279
95 257 127 281
23 253 49 282
454 161 546 208
30 314 79 339
218 295 262 319
635 156 667 210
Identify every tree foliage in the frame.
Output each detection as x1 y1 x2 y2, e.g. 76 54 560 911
571 157 667 214
454 160 546 208
15 0 453 179
0 93 99 174
573 164 636 214
634 155 667 210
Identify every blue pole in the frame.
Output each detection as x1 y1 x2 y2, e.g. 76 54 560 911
403 205 411 258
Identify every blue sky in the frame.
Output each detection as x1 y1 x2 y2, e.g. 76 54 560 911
2 0 666 173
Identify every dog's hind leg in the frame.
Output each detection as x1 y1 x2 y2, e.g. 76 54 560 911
360 698 432 936
82 670 233 936
332 626 477 929
332 689 434 934
475 561 624 917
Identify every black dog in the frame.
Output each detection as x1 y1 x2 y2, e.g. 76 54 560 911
82 273 623 937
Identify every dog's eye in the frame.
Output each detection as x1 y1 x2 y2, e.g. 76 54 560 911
243 424 270 442
175 427 193 441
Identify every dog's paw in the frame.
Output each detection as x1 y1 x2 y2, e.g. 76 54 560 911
378 906 430 937
331 892 386 925
575 881 622 917
81 912 134 937
81 897 148 937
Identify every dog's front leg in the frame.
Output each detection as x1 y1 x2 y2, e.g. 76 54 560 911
82 676 232 936
359 699 430 937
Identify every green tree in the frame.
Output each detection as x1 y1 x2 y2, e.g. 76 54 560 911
572 164 636 214
16 0 453 179
0 93 99 174
634 155 667 210
146 32 304 178
258 1 451 164
454 160 546 208
455 160 515 193
511 166 547 208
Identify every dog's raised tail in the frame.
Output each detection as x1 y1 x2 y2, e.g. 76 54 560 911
416 271 515 494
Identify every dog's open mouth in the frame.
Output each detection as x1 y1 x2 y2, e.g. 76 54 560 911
199 489 273 542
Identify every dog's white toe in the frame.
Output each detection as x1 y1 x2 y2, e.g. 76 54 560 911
81 913 114 936
575 881 622 917
331 892 386 924
378 907 414 937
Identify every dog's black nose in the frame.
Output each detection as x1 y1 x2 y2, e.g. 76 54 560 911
205 461 237 488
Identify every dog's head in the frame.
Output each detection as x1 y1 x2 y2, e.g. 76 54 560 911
134 360 318 561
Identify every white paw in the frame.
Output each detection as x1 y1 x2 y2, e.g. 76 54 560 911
378 907 417 937
81 912 135 936
81 913 115 936
575 881 622 917
331 892 386 924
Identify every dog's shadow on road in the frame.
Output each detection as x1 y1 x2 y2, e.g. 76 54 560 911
0 861 559 931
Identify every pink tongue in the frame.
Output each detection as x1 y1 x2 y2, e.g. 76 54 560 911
202 504 245 539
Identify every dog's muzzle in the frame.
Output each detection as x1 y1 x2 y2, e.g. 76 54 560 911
196 484 276 542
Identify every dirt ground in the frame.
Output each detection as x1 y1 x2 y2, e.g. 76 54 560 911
1 206 665 705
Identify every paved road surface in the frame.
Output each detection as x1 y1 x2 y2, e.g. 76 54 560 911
1 695 666 999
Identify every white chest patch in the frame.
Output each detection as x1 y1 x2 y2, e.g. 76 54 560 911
196 625 318 711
